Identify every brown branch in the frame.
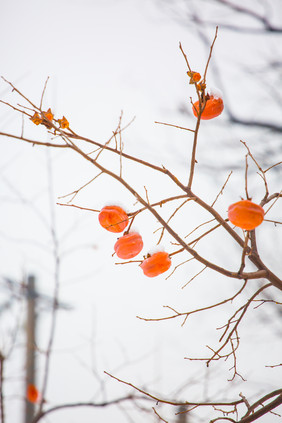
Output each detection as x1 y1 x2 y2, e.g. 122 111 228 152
241 389 282 418
209 283 272 365
156 198 191 244
203 26 218 83
0 132 68 148
31 395 148 423
239 392 282 423
181 265 207 289
240 140 269 201
57 172 103 203
127 195 189 217
56 203 100 213
137 280 248 323
66 132 187 191
155 120 195 132
0 100 32 118
264 161 282 172
40 76 50 109
211 171 233 207
104 371 244 408
238 232 250 274
1 76 38 109
152 407 170 423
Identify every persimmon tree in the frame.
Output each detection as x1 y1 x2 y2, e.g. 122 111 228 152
0 28 281 423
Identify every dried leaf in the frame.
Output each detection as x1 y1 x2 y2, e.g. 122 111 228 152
30 112 43 125
58 116 69 129
43 108 53 121
187 71 201 84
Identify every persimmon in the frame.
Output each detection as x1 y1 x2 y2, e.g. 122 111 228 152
140 251 171 277
192 95 224 120
98 205 129 233
228 200 264 230
27 384 39 403
114 232 143 259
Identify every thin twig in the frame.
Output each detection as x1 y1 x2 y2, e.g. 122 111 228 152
155 121 195 132
104 372 243 408
137 280 248 323
203 26 218 83
211 171 233 207
244 154 250 200
1 76 38 109
181 265 207 289
264 161 282 172
152 407 170 423
40 77 50 109
56 203 100 213
57 172 103 203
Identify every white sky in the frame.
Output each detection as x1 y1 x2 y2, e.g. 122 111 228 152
0 1 282 422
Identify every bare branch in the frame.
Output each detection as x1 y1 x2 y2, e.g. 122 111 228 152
32 395 149 423
155 120 195 132
40 76 50 110
203 26 218 83
104 371 244 408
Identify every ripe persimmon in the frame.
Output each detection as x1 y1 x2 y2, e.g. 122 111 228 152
192 95 224 120
140 251 171 277
228 200 264 230
27 384 39 403
114 232 143 259
98 205 129 233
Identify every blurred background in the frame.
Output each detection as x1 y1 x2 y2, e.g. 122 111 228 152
0 0 282 422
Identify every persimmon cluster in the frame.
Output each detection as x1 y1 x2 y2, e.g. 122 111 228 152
97 198 265 279
27 77 265 278
98 205 171 277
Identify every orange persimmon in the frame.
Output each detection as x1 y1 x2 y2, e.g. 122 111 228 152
192 95 224 120
228 200 264 230
140 251 171 277
27 384 39 403
98 205 129 233
114 232 143 259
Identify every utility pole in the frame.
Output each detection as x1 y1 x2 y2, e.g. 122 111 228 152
176 405 189 423
25 275 36 423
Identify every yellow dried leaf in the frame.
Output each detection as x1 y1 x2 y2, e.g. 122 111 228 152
30 112 43 125
58 116 69 129
187 71 201 84
43 108 53 121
